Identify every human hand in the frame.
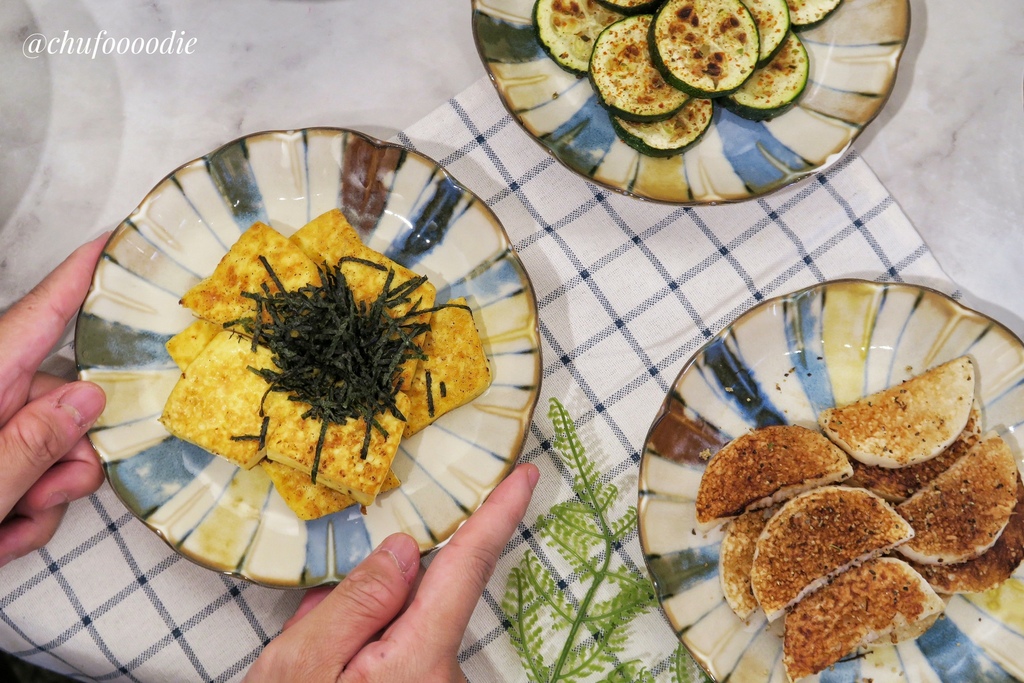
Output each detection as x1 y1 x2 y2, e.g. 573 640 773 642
0 235 108 568
245 461 540 682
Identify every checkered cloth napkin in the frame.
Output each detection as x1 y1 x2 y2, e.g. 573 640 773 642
0 77 954 682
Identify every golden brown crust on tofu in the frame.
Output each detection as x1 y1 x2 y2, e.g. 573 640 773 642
751 486 914 621
695 425 853 526
818 356 976 468
909 475 1024 594
165 319 223 371
847 405 982 502
289 208 362 261
159 331 274 469
181 222 320 327
262 390 411 506
896 432 1018 565
404 299 491 436
720 508 774 620
290 209 435 389
783 558 944 682
261 459 401 520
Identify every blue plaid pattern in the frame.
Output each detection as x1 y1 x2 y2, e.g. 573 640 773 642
0 77 953 682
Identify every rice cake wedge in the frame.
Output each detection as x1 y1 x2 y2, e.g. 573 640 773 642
159 331 274 469
290 209 436 389
896 432 1018 565
783 557 944 682
403 299 491 436
846 403 983 502
720 507 775 620
181 222 321 327
909 475 1024 594
165 319 223 371
751 485 914 621
262 390 411 506
818 356 976 468
695 425 853 528
261 459 401 520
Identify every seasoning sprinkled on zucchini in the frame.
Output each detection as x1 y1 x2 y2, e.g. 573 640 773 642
786 0 841 31
590 14 690 122
612 97 714 156
534 0 624 75
649 0 760 98
721 31 807 120
740 0 790 66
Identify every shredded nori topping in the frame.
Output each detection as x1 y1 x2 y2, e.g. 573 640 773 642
230 256 434 482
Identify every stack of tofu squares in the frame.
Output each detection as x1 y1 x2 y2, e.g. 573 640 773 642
159 210 491 519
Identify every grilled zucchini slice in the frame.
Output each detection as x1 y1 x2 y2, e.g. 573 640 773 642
590 15 690 122
650 0 760 98
721 31 807 120
534 0 623 75
740 0 790 66
612 97 714 156
786 0 841 31
595 0 666 14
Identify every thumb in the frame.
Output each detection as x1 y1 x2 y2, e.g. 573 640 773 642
246 533 420 682
0 382 105 517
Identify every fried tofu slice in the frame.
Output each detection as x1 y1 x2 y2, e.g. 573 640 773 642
290 210 435 389
261 459 401 520
262 390 411 506
159 331 273 469
896 432 1018 565
404 299 491 436
783 558 944 682
751 486 914 621
181 222 321 327
166 319 223 371
695 425 853 529
818 356 976 468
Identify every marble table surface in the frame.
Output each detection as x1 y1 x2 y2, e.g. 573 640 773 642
2 0 1022 341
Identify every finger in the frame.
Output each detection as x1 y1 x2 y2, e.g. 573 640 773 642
0 382 105 518
0 234 108 425
244 533 421 682
29 373 66 401
15 437 104 513
282 586 333 630
389 463 538 652
0 503 68 567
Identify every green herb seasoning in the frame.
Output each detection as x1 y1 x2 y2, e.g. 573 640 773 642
228 256 432 482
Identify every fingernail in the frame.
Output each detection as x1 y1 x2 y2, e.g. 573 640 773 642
57 382 105 428
524 463 540 490
44 492 69 509
375 533 420 582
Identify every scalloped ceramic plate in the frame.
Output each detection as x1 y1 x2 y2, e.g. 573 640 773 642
76 128 541 588
638 280 1024 681
472 0 909 204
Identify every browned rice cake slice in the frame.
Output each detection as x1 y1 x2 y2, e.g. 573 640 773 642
818 356 975 468
896 432 1018 565
751 485 914 621
696 424 852 528
783 557 944 682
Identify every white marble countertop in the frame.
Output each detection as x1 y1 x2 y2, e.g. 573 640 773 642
3 0 1022 337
